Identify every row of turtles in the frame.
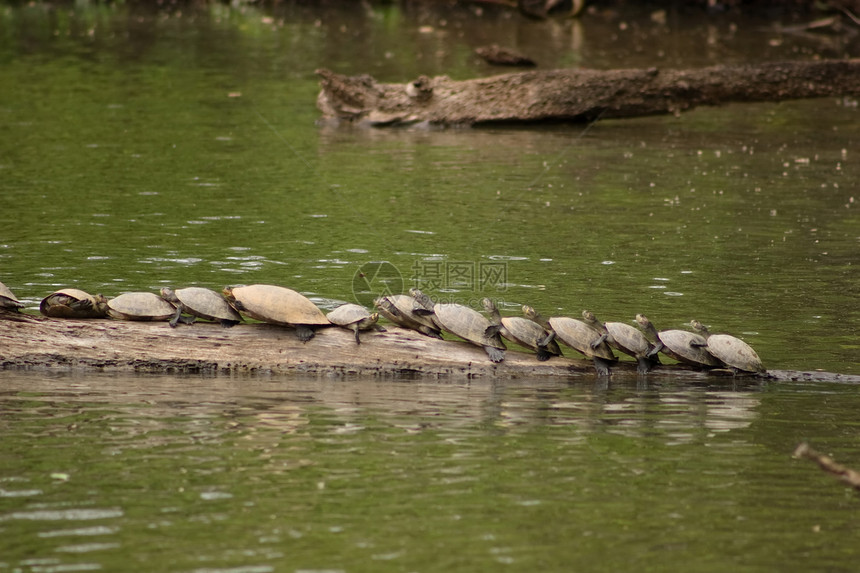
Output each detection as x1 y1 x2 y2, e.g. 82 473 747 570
0 280 765 375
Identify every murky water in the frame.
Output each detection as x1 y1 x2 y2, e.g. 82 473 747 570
1 2 859 570
2 372 860 572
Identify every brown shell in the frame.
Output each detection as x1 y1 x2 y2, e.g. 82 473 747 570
107 292 176 321
658 330 722 367
603 321 652 359
327 303 374 327
171 287 242 323
433 303 505 350
40 288 107 319
548 317 616 360
224 284 329 326
705 334 765 373
501 316 561 355
0 281 24 310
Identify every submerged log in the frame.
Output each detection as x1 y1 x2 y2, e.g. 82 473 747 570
316 59 860 126
1 312 858 381
794 443 860 491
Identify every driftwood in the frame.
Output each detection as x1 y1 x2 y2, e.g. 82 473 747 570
316 59 860 126
794 443 860 491
1 312 858 381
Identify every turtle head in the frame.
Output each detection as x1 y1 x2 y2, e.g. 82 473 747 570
160 287 176 301
690 320 708 335
582 310 597 324
481 298 496 313
635 314 652 329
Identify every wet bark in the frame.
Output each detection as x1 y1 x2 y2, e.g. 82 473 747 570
316 59 860 126
794 443 860 491
2 312 858 381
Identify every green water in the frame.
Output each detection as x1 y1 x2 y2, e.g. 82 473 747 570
1 2 859 570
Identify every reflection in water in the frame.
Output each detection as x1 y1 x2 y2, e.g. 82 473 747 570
1 372 859 571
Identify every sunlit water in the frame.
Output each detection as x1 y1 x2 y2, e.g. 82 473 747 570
1 3 859 570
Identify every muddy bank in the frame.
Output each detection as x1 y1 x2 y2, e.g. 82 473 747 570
0 312 856 382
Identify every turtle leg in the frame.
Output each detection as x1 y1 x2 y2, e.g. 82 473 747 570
418 326 444 339
168 306 184 328
352 325 361 345
69 299 94 312
535 347 552 361
592 356 612 376
645 341 664 359
591 333 608 348
372 324 387 332
295 325 315 342
484 324 502 338
220 319 240 328
178 315 196 325
636 356 653 375
483 346 505 363
538 330 557 348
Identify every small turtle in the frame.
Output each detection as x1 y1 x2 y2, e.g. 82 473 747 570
690 320 766 374
160 287 242 328
0 281 25 312
40 289 108 319
419 292 505 363
327 303 386 344
223 284 330 341
524 306 616 375
106 292 176 321
374 294 443 339
582 310 659 375
635 314 721 369
483 299 562 361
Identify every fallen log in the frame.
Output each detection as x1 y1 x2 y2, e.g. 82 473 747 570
1 312 857 381
316 59 860 126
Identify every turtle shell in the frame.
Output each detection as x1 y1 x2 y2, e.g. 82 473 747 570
107 292 176 321
658 329 722 368
0 281 24 310
547 317 616 360
433 303 505 351
704 334 765 373
603 321 653 359
327 303 374 327
374 295 442 338
500 316 562 356
223 284 329 326
40 288 108 319
169 287 242 323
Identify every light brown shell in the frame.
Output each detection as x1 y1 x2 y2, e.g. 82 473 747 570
603 321 652 359
0 280 24 310
224 284 329 326
705 334 765 373
327 303 375 327
501 316 561 355
168 287 241 323
40 288 107 319
433 303 505 350
658 330 722 367
107 292 176 321
548 317 616 360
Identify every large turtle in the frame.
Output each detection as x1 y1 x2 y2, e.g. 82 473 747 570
524 306 616 375
374 294 443 339
0 281 25 312
635 314 721 369
582 310 659 375
417 291 505 363
327 303 385 344
106 292 176 321
160 287 242 328
483 299 562 361
40 289 109 319
690 320 766 374
223 284 330 341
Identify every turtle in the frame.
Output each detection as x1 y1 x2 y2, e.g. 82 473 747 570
690 320 766 374
106 292 176 321
373 294 443 339
582 310 659 375
634 314 722 369
408 288 440 325
223 284 330 342
417 292 505 363
327 303 386 344
40 288 109 319
483 298 561 361
0 281 25 312
523 306 616 376
160 287 242 328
